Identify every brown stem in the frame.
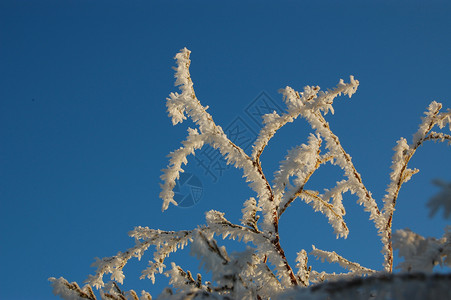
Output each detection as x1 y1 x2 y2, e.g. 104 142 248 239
278 154 333 217
254 157 298 286
383 104 442 271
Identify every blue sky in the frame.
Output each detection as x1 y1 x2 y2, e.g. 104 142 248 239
1 1 450 299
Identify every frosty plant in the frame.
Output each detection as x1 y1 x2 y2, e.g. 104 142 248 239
50 48 451 299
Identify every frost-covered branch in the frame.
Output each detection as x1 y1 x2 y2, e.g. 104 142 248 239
424 132 451 144
298 190 349 238
381 101 451 271
136 228 193 284
166 48 217 133
274 134 323 214
51 48 451 300
295 250 311 287
206 210 261 239
305 110 383 231
393 227 451 272
272 78 383 240
160 128 205 211
205 210 299 287
85 241 152 289
273 135 347 239
49 277 97 300
310 245 376 276
252 77 359 162
241 197 261 232
162 48 277 236
274 79 383 241
251 86 320 161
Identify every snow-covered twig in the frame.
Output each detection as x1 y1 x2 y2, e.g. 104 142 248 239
381 102 451 271
310 245 376 276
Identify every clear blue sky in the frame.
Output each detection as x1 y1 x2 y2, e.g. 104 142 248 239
1 1 450 299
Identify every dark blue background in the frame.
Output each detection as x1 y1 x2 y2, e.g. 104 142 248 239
1 1 450 298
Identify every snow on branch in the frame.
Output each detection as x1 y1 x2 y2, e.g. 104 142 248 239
393 227 451 273
252 77 359 161
300 102 383 231
273 134 347 238
273 133 323 210
298 190 349 238
262 76 385 249
162 49 272 219
133 228 193 284
310 245 376 277
51 48 451 299
84 241 152 289
166 263 204 291
382 102 451 219
206 210 261 241
241 197 261 231
160 128 204 211
381 101 451 271
49 277 97 300
167 48 216 133
295 250 311 287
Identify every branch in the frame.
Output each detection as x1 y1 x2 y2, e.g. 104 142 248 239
299 190 349 238
241 197 261 232
206 210 261 240
84 238 152 289
160 128 205 211
424 132 451 144
310 111 382 226
381 101 451 271
274 134 323 215
252 77 359 162
49 277 97 300
251 86 319 161
206 210 299 288
310 245 376 276
165 49 277 235
136 229 193 283
295 250 312 287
